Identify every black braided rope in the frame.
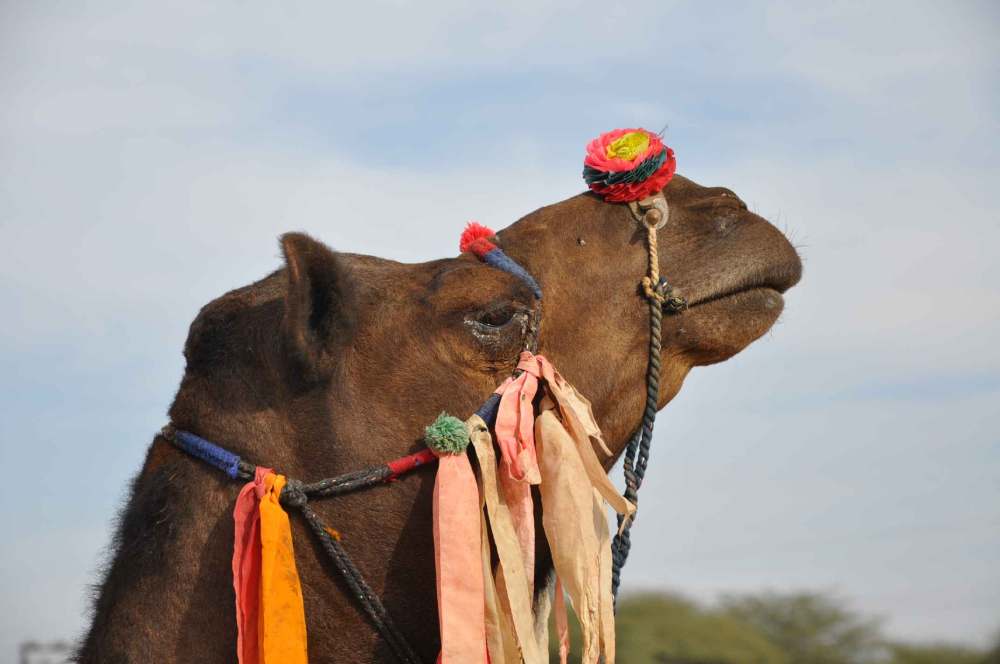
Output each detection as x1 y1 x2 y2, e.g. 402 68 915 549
276 470 424 663
297 465 393 498
610 280 663 601
611 276 685 603
295 503 423 664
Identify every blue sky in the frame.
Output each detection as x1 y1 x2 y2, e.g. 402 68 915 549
1 1 998 659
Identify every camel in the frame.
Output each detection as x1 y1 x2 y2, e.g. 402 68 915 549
78 174 802 663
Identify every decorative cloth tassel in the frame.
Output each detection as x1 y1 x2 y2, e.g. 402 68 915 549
525 352 634 664
232 467 308 664
469 416 546 664
432 440 488 663
233 468 268 664
481 509 514 664
492 359 543 596
525 353 631 514
536 408 618 664
493 366 541 483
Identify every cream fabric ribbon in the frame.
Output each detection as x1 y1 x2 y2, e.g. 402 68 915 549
469 415 546 664
530 355 635 664
536 406 622 664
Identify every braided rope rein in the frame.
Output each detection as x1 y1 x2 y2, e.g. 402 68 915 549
611 195 686 603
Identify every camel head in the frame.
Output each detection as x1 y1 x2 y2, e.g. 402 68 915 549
170 173 801 470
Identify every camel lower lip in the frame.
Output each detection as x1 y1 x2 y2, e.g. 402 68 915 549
691 287 784 310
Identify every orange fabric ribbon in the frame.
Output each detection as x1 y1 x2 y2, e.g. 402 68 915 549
433 438 488 663
232 467 308 664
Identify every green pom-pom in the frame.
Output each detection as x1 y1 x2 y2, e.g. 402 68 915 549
424 412 469 455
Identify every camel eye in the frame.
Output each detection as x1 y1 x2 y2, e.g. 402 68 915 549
477 306 516 329
464 304 529 342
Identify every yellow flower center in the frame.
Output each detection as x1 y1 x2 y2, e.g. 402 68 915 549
605 131 650 161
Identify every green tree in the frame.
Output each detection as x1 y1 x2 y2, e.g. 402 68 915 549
547 589 994 664
551 592 788 664
719 591 883 664
887 642 986 664
983 628 1000 664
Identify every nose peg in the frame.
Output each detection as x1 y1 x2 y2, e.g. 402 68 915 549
628 193 670 230
656 277 688 313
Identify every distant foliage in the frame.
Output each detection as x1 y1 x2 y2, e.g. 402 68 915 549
551 592 786 664
549 589 994 664
888 642 986 664
616 594 788 664
719 591 883 664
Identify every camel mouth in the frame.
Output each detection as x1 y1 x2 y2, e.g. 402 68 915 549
693 286 787 321
686 259 802 310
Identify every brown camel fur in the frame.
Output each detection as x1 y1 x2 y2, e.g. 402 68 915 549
78 175 802 663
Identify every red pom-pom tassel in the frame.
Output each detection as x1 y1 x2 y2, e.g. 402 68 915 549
459 222 497 257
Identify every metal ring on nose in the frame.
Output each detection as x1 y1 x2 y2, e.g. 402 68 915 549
628 193 669 229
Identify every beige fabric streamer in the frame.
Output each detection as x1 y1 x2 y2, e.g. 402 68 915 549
533 357 634 523
468 416 546 664
594 487 616 662
535 400 633 664
466 360 633 664
481 511 516 663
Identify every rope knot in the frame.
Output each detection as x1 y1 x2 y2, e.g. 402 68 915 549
280 478 309 508
640 276 666 305
640 276 688 311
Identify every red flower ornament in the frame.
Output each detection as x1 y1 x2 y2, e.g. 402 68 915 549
582 128 676 203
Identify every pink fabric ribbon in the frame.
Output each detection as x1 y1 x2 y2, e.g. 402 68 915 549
433 448 488 663
493 355 542 484
493 351 547 592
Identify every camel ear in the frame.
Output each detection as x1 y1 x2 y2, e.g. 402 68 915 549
280 232 354 380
